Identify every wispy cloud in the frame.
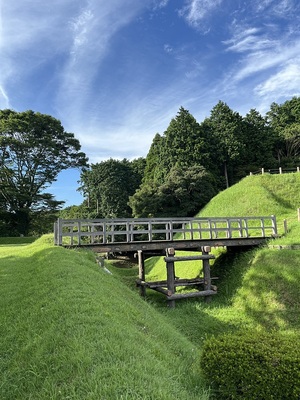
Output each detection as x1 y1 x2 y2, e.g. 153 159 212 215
55 1 149 126
0 86 10 109
179 0 223 30
223 27 277 53
255 61 300 99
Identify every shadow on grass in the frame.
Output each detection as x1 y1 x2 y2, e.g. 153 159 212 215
232 249 300 331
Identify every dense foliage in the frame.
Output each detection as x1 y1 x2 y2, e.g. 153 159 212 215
2 97 300 233
76 97 300 220
79 158 145 218
0 110 88 235
200 331 300 399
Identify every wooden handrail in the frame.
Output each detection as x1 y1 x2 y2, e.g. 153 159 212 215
54 215 277 246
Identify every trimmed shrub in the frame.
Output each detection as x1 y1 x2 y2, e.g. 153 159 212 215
200 331 300 399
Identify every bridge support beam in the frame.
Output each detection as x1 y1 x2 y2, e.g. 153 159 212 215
136 245 217 307
202 246 212 303
137 250 146 297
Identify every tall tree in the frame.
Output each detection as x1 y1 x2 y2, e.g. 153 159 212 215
129 164 217 218
203 101 244 187
267 97 300 165
0 109 88 235
142 133 165 184
239 109 277 174
160 107 212 175
79 158 144 218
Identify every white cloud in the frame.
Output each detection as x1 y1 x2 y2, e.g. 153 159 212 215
151 0 169 9
224 27 277 53
55 0 149 124
0 85 10 109
179 0 223 29
233 40 300 82
255 62 300 98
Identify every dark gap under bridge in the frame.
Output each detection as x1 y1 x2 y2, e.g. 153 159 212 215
54 216 278 307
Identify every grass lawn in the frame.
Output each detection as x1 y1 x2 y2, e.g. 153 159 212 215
0 235 209 400
1 174 300 399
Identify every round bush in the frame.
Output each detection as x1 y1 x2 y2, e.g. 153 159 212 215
200 330 300 399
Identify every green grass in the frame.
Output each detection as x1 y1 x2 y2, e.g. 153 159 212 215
139 173 300 346
200 173 300 231
1 173 300 399
0 235 209 400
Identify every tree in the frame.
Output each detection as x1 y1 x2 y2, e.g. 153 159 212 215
129 165 217 218
0 109 88 235
238 109 277 175
142 133 165 184
267 97 300 165
79 158 145 218
203 101 245 187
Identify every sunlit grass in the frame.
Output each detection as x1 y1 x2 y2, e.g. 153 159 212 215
139 173 300 346
0 235 209 400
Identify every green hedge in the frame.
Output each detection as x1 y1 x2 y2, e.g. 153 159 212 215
200 331 300 399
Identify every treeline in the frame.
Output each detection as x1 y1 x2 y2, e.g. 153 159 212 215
1 97 300 236
63 97 300 220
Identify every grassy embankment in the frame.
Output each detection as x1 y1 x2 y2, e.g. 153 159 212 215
0 236 208 400
1 173 300 399
139 173 300 345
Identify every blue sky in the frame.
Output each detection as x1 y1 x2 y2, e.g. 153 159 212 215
1 0 300 206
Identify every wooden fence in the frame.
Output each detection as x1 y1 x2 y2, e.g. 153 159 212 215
54 216 278 247
250 167 300 175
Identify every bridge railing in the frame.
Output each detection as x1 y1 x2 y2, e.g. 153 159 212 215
54 216 277 246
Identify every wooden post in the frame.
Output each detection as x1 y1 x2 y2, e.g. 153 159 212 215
137 250 146 297
166 248 176 308
279 167 282 174
202 246 212 303
297 167 300 173
284 219 288 234
57 218 62 245
261 168 264 175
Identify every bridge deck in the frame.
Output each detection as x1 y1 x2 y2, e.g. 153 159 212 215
54 216 277 252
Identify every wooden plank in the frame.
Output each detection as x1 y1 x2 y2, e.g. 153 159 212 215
164 255 215 262
167 290 217 300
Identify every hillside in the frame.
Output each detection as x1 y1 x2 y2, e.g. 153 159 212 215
145 173 300 283
200 173 300 225
0 236 208 400
144 173 300 341
1 173 300 399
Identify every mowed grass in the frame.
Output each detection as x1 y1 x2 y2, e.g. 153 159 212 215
0 235 209 400
142 173 300 345
2 173 300 399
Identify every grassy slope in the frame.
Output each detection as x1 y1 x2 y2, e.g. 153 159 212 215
0 235 208 400
2 173 300 399
146 173 300 282
144 174 300 344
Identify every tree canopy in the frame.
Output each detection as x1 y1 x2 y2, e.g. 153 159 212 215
0 109 88 235
79 158 145 218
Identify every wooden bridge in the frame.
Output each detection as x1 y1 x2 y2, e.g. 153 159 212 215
54 216 277 307
54 215 278 253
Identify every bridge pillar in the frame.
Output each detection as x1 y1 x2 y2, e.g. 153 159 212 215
137 250 146 297
202 246 212 303
166 248 176 308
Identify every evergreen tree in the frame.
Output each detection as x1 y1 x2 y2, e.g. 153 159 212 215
239 109 277 175
203 101 244 187
267 97 300 166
